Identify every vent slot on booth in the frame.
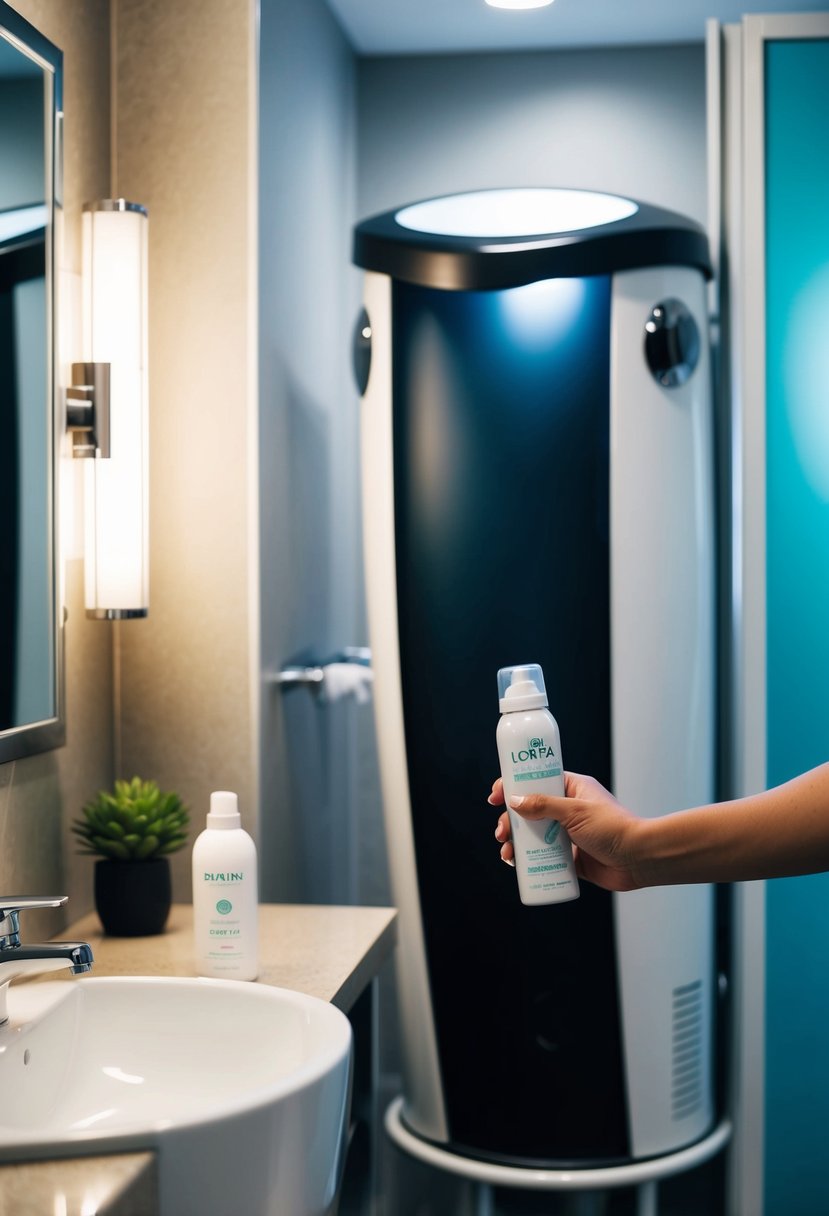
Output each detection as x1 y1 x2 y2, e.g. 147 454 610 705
671 980 704 1120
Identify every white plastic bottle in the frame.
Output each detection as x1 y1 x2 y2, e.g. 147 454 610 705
192 791 259 979
496 664 580 906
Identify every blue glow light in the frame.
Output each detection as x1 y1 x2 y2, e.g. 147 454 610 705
497 277 587 350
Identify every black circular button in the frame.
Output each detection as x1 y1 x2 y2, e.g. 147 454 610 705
644 298 701 388
352 307 372 396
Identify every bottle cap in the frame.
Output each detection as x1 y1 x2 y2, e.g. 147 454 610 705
207 790 241 829
497 664 548 713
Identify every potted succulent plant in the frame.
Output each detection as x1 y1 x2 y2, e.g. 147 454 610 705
73 777 190 937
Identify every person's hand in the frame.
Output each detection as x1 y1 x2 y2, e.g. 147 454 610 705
488 772 648 892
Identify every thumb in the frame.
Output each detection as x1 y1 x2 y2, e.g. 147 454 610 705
507 791 573 824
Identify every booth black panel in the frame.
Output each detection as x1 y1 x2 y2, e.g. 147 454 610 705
391 277 629 1163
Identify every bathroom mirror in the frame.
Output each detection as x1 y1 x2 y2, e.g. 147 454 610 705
0 2 64 762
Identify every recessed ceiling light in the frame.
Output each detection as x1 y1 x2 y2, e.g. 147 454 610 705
485 0 554 9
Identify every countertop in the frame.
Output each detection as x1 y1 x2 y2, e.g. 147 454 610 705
63 902 398 1013
0 902 397 1215
0 1154 157 1216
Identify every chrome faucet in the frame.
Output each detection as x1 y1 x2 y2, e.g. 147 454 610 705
0 897 93 1025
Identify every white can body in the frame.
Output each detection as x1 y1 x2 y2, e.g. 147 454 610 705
497 707 579 906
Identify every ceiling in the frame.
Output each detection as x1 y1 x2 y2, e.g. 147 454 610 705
325 0 829 55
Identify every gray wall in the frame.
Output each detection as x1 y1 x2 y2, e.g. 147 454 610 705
258 0 368 903
357 43 707 225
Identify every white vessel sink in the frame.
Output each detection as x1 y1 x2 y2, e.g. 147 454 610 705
0 975 353 1216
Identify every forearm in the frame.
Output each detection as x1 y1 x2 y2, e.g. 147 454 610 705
634 763 829 886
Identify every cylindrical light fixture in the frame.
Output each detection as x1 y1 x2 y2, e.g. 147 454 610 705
81 200 149 619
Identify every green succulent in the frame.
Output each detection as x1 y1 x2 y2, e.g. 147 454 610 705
73 777 190 861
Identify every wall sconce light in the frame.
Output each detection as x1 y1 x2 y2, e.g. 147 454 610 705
66 200 149 619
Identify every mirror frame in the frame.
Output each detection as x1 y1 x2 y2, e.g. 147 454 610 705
0 1 64 762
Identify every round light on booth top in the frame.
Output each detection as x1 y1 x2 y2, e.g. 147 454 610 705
395 188 638 239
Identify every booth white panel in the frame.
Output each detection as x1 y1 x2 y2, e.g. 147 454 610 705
359 270 448 1141
610 265 716 1157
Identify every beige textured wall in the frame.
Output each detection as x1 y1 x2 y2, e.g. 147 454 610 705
114 0 258 900
1 0 257 925
0 0 113 938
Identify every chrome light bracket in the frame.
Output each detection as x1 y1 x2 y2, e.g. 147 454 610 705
66 361 110 457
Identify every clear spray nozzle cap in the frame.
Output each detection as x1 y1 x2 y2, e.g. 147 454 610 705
497 663 548 712
207 790 241 829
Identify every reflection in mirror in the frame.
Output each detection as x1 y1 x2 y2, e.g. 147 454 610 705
0 3 63 761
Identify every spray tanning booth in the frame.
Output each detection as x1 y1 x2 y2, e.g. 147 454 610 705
353 189 720 1174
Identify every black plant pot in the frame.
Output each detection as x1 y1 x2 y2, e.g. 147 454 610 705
94 857 172 937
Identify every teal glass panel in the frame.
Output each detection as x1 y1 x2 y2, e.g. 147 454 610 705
765 36 829 1216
